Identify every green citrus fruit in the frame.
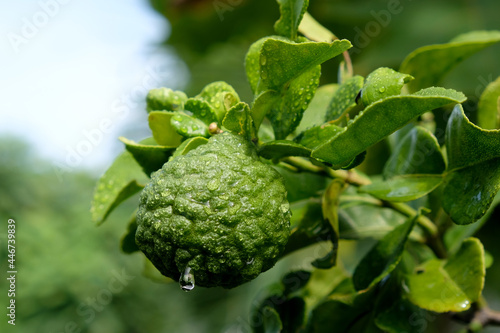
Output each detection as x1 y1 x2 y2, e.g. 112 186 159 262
135 132 291 289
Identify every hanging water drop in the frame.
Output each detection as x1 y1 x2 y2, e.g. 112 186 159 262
179 266 195 292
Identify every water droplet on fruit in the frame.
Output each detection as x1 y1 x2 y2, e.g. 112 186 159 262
192 125 198 131
179 266 195 292
200 110 206 116
173 115 182 121
261 71 268 79
180 127 188 133
214 101 221 109
260 55 267 66
379 87 386 93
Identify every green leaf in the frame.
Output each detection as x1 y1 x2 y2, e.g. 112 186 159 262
262 306 283 333
325 75 364 123
275 166 327 202
148 111 183 146
252 294 304 333
251 90 280 130
361 68 413 106
184 98 218 125
259 140 311 160
296 123 343 150
339 200 411 240
444 191 500 254
260 38 351 91
353 215 417 291
267 65 321 139
360 175 443 202
443 159 500 225
446 105 500 170
478 76 500 129
405 238 485 313
247 37 349 139
296 84 338 133
282 270 312 295
170 112 210 138
298 266 348 314
384 126 446 178
146 87 187 112
314 180 343 268
400 30 500 92
171 136 208 158
298 11 336 43
307 279 377 333
443 105 500 224
245 36 278 95
121 213 139 254
274 0 309 41
222 102 256 139
90 149 149 225
196 81 240 121
312 87 466 168
281 200 331 258
119 137 176 175
374 298 428 333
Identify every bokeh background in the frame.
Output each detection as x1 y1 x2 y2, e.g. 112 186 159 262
1 0 500 332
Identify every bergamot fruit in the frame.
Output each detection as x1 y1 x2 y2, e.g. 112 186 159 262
135 132 291 289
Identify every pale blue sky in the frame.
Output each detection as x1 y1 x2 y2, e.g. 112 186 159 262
0 0 187 174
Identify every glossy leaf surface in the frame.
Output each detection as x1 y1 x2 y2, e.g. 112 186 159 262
443 105 500 224
405 238 485 312
478 75 500 130
400 30 500 92
353 215 416 290
312 87 466 168
148 111 183 147
91 148 149 225
119 137 175 175
360 175 443 202
325 75 364 122
274 0 309 40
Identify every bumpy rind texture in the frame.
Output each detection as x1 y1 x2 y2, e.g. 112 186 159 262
135 132 291 288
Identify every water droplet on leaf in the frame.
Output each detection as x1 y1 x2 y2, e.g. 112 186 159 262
207 179 220 191
179 266 195 292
